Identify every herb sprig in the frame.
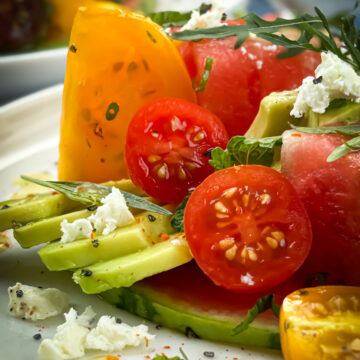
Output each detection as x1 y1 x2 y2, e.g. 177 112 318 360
171 7 360 73
21 176 172 216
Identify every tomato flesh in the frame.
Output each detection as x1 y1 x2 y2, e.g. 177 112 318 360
280 286 360 360
184 165 312 293
180 37 320 136
125 97 229 203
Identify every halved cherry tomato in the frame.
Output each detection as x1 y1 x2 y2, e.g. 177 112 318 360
184 165 312 293
125 97 229 203
280 286 360 360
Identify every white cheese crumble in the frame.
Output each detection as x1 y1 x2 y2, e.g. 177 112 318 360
291 52 360 118
181 0 226 30
256 60 263 70
8 283 68 321
0 230 12 253
38 307 154 360
60 218 93 244
38 307 95 360
89 187 134 236
86 316 154 352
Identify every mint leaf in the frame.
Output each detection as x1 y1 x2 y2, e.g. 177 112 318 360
170 194 191 232
232 294 276 335
209 136 282 171
20 176 171 216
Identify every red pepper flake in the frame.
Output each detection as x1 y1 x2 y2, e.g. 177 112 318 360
52 191 58 195
161 353 168 359
145 356 151 359
91 232 96 240
145 336 149 347
106 356 120 360
159 233 170 242
291 133 302 137
136 334 140 337
163 346 171 349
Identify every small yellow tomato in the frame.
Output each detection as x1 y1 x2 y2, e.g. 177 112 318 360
280 286 360 360
58 3 196 182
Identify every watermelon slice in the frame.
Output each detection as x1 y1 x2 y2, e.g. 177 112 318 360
281 130 360 285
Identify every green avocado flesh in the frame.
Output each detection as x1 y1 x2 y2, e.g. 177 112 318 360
102 262 281 349
73 235 193 294
39 210 175 271
245 91 360 139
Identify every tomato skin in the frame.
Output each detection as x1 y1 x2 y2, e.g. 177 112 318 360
180 37 321 136
281 130 360 286
125 97 229 204
184 165 312 294
280 286 360 360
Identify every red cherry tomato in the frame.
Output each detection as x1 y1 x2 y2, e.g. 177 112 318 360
180 35 320 136
184 165 312 293
125 97 229 203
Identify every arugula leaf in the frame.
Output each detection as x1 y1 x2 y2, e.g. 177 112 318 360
172 12 322 49
171 7 360 73
232 294 278 335
295 125 360 162
170 194 191 232
209 136 282 171
150 11 192 28
327 136 360 161
193 56 213 92
20 176 172 216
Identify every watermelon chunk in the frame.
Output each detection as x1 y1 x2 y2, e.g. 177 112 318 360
281 130 360 285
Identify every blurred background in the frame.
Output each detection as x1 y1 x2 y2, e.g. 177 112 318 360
0 0 358 105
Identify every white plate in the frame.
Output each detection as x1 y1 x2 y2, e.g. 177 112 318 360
0 85 283 360
0 48 67 105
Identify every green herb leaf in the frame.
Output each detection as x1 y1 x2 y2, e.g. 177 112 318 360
20 176 172 216
209 136 282 171
193 56 213 92
179 347 189 360
296 125 360 136
232 294 276 335
327 135 360 161
152 355 183 360
149 11 192 28
170 194 191 232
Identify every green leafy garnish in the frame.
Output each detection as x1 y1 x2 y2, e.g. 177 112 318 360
232 294 279 335
170 194 191 232
152 356 183 360
20 176 172 216
171 7 360 73
210 136 282 171
150 11 192 28
193 56 213 92
295 125 360 161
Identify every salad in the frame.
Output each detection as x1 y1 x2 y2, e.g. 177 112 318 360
1 1 360 359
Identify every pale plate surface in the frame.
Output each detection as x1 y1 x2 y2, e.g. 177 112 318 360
0 85 283 360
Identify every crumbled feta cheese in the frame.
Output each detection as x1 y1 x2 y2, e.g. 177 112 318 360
60 218 93 244
241 47 247 55
38 307 95 360
38 307 154 360
181 0 226 30
8 283 68 321
291 52 360 118
171 239 182 246
0 230 12 253
248 53 256 60
256 60 263 70
241 273 254 286
89 187 134 235
263 44 278 52
85 316 154 352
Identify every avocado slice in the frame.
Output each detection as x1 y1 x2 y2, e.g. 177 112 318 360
246 91 360 139
73 235 193 294
14 196 159 248
101 262 281 350
39 210 175 271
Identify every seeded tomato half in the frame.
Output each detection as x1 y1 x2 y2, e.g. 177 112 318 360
125 97 229 203
184 165 312 293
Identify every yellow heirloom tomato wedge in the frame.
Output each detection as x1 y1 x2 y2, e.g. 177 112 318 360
280 286 360 360
58 3 196 182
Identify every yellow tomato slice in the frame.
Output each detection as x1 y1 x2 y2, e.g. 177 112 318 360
58 3 196 182
280 286 360 360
